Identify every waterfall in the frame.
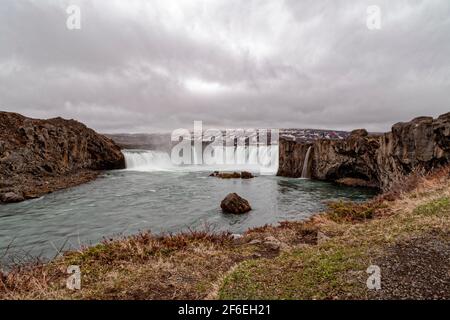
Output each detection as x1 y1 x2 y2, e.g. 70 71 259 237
123 145 279 175
301 146 312 178
123 150 174 171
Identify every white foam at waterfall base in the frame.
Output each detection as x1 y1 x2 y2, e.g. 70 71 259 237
123 147 279 175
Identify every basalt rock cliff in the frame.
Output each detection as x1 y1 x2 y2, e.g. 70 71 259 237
0 112 125 203
278 112 450 191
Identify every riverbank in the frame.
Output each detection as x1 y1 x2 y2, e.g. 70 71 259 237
1 166 448 299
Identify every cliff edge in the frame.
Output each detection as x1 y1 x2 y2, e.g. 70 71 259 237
278 112 450 191
0 111 125 203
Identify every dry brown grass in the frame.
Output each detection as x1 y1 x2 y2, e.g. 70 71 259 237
324 165 450 223
380 165 450 202
218 167 450 299
0 230 243 300
325 200 384 222
244 220 319 245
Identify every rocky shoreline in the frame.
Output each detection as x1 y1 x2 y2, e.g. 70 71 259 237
0 112 125 204
278 112 450 191
2 111 449 204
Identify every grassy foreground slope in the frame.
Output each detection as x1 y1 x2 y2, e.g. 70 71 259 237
219 184 450 299
1 168 449 299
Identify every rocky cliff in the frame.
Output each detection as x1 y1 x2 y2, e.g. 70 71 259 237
278 112 450 191
277 141 313 178
0 112 125 203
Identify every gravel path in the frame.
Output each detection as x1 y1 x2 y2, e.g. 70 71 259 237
371 231 450 300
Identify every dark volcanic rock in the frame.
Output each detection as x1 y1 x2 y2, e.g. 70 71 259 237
350 129 368 137
278 112 450 191
335 178 378 188
0 111 125 203
210 171 254 179
311 130 380 186
277 141 312 178
0 191 24 203
221 193 252 214
218 172 241 179
240 171 254 179
209 171 220 177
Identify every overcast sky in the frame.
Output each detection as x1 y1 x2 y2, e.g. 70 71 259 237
0 0 449 133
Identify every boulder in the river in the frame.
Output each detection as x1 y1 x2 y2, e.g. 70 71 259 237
240 171 254 179
209 171 220 177
221 193 252 214
210 171 254 179
219 172 241 179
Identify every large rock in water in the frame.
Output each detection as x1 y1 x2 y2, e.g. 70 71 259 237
278 112 450 191
210 171 255 179
221 193 252 214
0 111 125 203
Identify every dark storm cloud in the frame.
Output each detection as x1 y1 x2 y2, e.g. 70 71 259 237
0 0 449 132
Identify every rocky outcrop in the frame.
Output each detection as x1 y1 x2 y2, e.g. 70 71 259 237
311 129 381 186
221 193 252 214
278 112 450 191
240 171 254 179
210 171 255 179
277 141 312 178
0 112 125 203
375 114 450 189
0 191 25 203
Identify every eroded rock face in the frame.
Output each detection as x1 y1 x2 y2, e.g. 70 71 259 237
376 114 450 189
0 112 125 203
311 131 380 185
221 193 252 214
278 112 450 191
277 141 312 178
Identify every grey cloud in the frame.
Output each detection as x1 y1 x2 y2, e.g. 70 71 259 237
0 0 449 133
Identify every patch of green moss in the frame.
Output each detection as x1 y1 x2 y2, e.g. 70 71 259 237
218 244 368 300
413 196 450 217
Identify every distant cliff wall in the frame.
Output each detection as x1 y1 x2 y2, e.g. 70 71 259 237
278 112 450 191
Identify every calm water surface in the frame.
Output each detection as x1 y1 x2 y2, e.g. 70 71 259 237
0 170 376 263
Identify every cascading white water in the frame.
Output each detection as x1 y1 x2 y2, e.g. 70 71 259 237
301 146 312 178
123 145 279 174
